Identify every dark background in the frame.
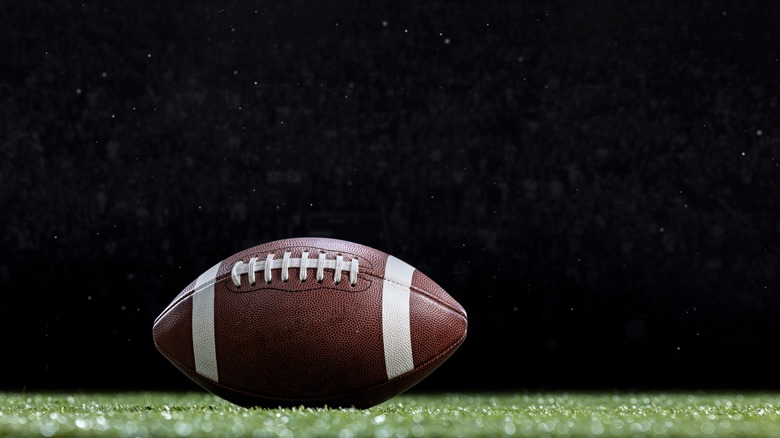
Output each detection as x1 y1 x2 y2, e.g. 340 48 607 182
1 1 779 393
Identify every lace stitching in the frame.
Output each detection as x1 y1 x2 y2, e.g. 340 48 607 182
231 251 359 287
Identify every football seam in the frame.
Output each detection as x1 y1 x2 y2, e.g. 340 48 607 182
362 271 467 319
153 290 195 328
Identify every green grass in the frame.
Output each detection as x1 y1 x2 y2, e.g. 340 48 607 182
2 392 780 437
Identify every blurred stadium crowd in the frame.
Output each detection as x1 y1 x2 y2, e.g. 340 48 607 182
1 1 779 389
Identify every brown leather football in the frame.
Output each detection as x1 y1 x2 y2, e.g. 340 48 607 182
153 237 467 409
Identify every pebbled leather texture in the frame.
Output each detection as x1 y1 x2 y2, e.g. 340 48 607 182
153 237 467 409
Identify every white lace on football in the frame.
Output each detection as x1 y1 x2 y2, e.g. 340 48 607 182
231 251 359 287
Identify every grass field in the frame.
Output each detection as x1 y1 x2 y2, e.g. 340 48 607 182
1 391 780 437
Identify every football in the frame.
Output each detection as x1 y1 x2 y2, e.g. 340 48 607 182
153 237 468 409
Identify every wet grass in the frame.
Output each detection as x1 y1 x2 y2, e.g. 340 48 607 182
1 391 780 437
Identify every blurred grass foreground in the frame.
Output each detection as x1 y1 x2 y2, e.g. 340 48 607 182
2 392 780 437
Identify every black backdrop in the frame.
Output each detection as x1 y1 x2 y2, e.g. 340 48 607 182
1 1 779 393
